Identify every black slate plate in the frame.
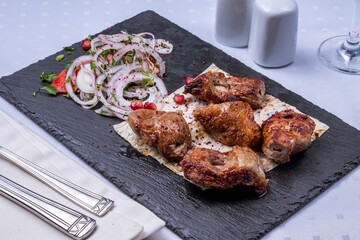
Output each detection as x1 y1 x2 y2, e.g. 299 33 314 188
1 11 360 240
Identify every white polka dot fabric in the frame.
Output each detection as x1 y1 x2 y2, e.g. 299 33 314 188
0 1 360 239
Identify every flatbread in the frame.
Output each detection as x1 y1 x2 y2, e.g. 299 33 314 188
114 64 329 175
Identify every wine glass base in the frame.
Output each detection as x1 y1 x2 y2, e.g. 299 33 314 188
318 35 360 74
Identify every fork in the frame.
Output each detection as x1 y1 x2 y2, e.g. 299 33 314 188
0 146 114 217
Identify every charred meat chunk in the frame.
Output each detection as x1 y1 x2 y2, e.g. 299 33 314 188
128 109 192 162
180 146 268 194
184 71 265 109
262 109 316 164
193 101 261 149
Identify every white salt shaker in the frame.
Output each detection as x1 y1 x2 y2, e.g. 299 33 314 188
248 0 298 67
215 0 254 47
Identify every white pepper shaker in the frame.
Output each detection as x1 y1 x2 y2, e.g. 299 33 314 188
248 0 298 67
215 0 254 48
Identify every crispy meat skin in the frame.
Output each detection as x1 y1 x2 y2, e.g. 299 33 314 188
180 146 268 194
184 71 265 109
262 109 316 164
193 101 261 149
128 109 192 162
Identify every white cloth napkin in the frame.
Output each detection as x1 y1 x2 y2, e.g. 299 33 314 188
0 109 165 239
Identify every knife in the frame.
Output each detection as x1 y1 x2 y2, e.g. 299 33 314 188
0 146 114 217
0 175 96 239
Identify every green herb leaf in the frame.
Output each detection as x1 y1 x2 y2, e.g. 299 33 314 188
90 61 97 70
65 60 74 72
110 92 118 102
63 92 70 98
32 89 40 97
99 109 108 114
141 70 150 78
63 46 75 51
56 54 66 62
40 82 58 95
40 72 58 82
33 82 58 96
86 34 92 41
86 49 96 56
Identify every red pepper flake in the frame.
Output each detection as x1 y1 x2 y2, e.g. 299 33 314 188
107 123 111 126
91 141 94 145
108 27 112 30
104 145 107 148
283 195 287 199
205 48 209 51
283 205 286 208
96 145 99 148
179 44 182 47
316 161 320 165
266 201 270 203
234 61 238 64
145 170 148 173
275 173 278 176
288 173 292 176
171 56 174 59
202 61 206 65
109 130 113 133
194 63 198 66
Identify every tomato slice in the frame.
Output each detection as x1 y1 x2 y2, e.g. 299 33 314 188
51 69 67 93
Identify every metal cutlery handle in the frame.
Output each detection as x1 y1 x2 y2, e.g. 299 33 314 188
0 175 96 239
0 146 114 217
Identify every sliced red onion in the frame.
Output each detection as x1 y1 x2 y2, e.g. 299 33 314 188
63 32 172 120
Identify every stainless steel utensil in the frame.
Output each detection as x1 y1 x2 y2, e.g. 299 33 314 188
0 146 114 217
0 175 96 239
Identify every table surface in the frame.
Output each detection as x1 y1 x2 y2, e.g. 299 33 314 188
0 0 359 239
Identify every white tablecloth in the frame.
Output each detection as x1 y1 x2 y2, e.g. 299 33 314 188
0 0 359 239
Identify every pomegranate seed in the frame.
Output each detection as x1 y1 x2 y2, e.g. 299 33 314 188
130 100 143 110
186 77 194 85
81 39 91 51
144 102 157 110
107 54 113 63
173 94 185 104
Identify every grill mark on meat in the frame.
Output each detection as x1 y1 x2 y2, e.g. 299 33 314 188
180 146 268 194
262 109 315 164
193 101 262 150
128 109 192 162
184 71 265 109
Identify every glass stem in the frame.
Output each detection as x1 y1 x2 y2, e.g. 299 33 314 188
345 0 360 50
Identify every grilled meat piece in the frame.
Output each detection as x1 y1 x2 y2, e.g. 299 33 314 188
128 109 192 162
180 146 268 194
184 71 265 109
262 109 316 164
193 101 261 149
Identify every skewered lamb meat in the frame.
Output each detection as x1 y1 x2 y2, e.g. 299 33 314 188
193 101 262 149
262 109 316 164
128 109 192 162
184 71 265 109
180 146 268 194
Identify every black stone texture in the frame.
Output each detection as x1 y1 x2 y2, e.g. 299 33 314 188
1 11 360 240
